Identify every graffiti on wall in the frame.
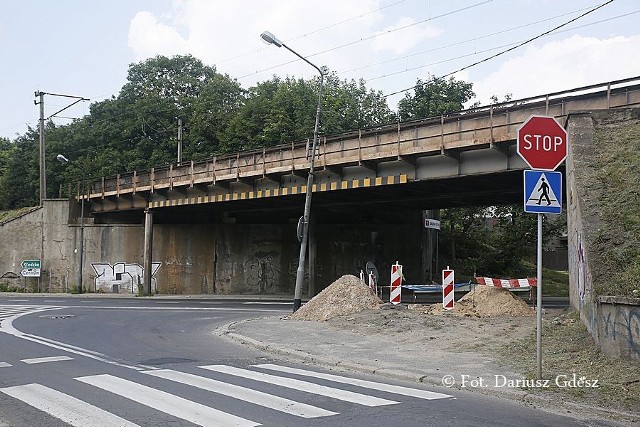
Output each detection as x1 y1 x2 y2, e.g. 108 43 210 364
602 308 640 358
576 232 590 301
243 255 278 293
91 262 161 294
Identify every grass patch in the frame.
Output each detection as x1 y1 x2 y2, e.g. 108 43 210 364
496 310 640 413
0 206 38 223
586 118 640 297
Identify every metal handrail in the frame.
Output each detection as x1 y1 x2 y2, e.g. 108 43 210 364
83 76 640 200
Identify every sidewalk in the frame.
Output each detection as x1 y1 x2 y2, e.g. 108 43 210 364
218 312 639 427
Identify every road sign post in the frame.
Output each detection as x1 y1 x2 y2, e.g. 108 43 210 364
517 115 567 171
518 115 568 382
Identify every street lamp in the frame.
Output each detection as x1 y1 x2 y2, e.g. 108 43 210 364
57 154 84 294
260 30 326 312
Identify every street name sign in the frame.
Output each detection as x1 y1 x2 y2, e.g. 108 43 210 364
20 259 41 277
524 170 562 214
21 260 41 269
424 219 441 230
517 115 567 171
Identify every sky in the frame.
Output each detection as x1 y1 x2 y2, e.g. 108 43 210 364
1 0 639 140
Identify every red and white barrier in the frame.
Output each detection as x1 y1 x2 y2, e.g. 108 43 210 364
442 267 454 310
475 277 537 290
390 261 402 305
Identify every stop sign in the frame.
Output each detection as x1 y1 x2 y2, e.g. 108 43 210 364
517 115 567 170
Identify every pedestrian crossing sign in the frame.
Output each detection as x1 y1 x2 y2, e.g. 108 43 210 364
523 170 562 214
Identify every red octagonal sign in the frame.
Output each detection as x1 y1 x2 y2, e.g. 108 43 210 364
517 115 567 171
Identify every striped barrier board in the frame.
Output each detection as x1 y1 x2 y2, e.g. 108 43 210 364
442 268 454 310
475 277 537 290
390 262 402 305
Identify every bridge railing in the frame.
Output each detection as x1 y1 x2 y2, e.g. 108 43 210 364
86 76 640 199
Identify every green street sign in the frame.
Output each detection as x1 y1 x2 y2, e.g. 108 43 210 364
21 260 41 269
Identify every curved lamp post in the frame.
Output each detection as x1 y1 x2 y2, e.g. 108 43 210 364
260 31 326 312
57 154 84 294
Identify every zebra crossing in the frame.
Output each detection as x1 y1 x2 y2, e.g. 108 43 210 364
0 363 453 426
0 304 61 325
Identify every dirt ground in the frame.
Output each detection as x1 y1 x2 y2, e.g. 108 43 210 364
324 305 640 418
291 275 640 418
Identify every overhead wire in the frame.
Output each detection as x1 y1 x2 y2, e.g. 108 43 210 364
338 4 605 75
365 9 638 84
384 0 617 98
33 0 626 148
237 0 494 81
218 0 406 65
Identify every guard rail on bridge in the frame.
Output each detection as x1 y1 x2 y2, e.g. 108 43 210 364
79 76 640 210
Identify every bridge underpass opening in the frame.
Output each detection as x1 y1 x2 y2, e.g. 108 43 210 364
88 168 552 298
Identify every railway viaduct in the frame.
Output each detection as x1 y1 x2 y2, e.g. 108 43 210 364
2 77 639 303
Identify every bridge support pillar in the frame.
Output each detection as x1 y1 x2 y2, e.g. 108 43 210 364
143 208 154 295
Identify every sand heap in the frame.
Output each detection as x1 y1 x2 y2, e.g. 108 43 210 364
426 285 535 317
290 274 383 321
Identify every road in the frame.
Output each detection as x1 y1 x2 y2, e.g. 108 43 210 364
0 295 591 426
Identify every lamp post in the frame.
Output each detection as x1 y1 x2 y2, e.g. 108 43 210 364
57 154 84 294
260 31 326 312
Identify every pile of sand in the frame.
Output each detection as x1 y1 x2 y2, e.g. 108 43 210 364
426 285 535 317
290 274 383 321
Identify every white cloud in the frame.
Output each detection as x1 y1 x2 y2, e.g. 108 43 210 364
471 34 640 106
127 0 388 85
128 10 189 60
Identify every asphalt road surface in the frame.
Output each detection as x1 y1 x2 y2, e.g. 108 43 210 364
0 295 590 426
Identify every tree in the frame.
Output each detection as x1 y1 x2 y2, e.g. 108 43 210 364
398 76 475 121
0 130 39 209
221 71 395 152
439 205 564 279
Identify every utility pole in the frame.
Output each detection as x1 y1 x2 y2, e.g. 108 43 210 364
35 91 46 204
34 91 89 205
177 117 183 163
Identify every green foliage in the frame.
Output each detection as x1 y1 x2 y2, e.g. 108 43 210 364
0 130 39 208
398 76 474 121
439 206 565 279
0 282 25 292
222 72 395 152
0 55 466 211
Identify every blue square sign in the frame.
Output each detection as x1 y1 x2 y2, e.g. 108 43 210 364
524 170 562 214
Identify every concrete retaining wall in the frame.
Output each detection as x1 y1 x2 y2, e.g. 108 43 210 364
0 200 421 297
597 297 640 361
567 108 640 361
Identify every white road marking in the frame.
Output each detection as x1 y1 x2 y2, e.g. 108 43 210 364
1 314 145 371
21 356 74 364
255 364 453 400
0 383 139 427
0 362 12 368
200 365 398 407
144 369 336 418
242 302 292 305
75 374 259 427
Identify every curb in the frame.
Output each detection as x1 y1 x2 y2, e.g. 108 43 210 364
217 318 639 426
